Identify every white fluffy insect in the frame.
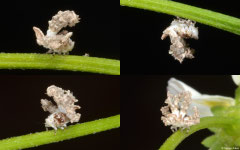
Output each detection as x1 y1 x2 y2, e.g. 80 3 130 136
161 17 199 63
41 85 81 130
160 91 200 132
33 10 80 54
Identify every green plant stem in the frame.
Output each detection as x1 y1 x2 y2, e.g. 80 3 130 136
120 0 240 35
0 115 120 150
159 116 239 150
0 53 120 75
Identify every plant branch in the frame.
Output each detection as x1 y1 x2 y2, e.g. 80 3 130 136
120 0 240 35
0 114 120 150
0 53 120 75
159 116 239 150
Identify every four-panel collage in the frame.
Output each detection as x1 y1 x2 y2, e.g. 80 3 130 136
0 0 240 150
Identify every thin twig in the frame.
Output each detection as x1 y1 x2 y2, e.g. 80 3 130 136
0 53 120 75
120 0 240 35
0 115 120 150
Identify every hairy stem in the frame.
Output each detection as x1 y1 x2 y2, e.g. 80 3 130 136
0 53 120 75
120 0 240 35
0 115 120 150
159 117 239 150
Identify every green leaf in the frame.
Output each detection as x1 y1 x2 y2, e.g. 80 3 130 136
205 106 240 149
159 117 236 150
203 130 239 150
201 135 219 148
235 87 240 104
210 105 240 135
202 132 237 150
211 106 227 116
208 127 221 134
209 140 224 150
211 105 240 118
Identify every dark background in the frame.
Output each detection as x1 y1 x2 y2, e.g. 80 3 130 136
0 1 120 150
121 76 236 150
0 0 119 74
0 75 120 150
121 0 240 74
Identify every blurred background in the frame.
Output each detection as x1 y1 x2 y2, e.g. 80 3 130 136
121 75 236 150
0 75 120 150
